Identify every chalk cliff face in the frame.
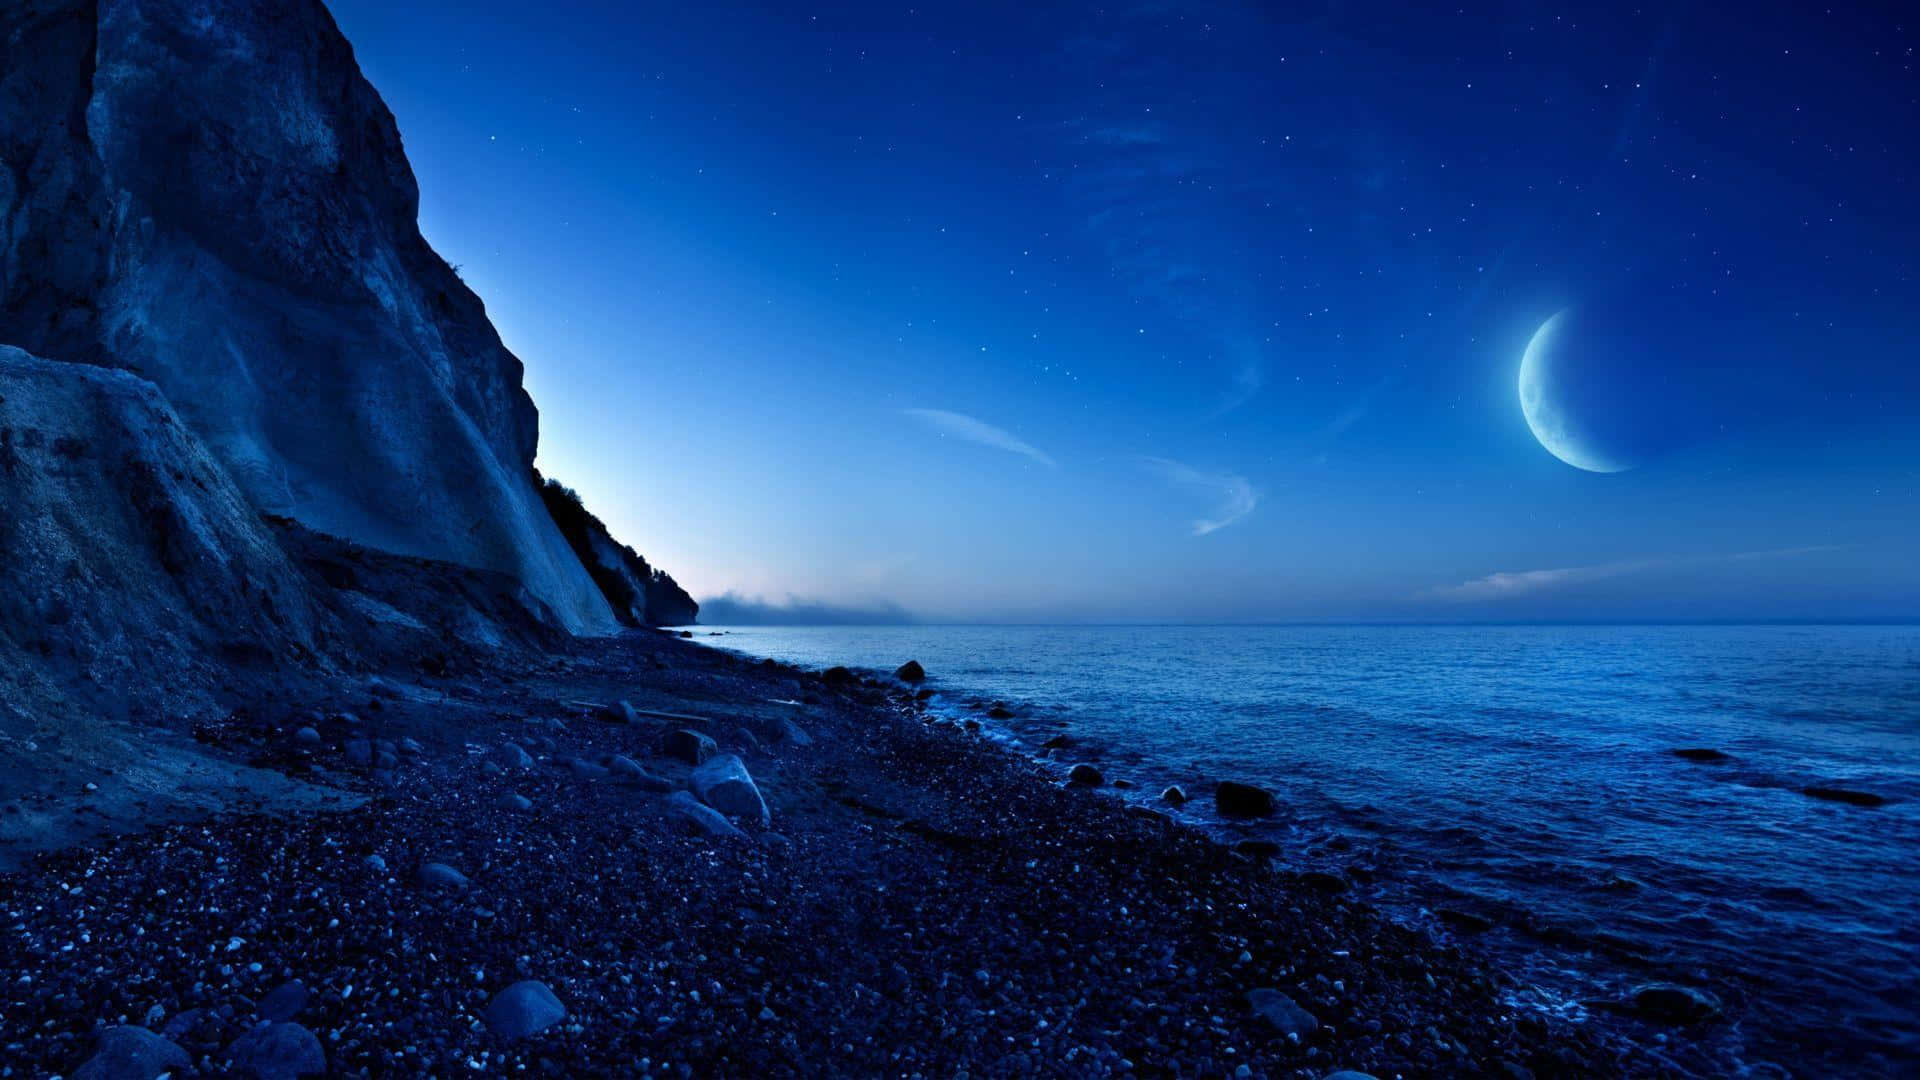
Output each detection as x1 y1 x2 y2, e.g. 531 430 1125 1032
0 0 615 632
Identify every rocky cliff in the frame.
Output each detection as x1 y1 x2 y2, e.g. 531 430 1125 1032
0 0 616 633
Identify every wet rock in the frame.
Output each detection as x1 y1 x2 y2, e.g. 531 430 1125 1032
1216 780 1277 818
986 705 1015 720
1112 778 1134 790
1802 786 1888 807
258 979 310 1022
226 1021 326 1079
691 754 770 826
1629 983 1722 1023
293 726 321 746
419 862 469 892
499 742 535 769
609 754 672 792
1068 764 1105 786
485 980 567 1040
73 1025 190 1080
666 790 747 839
1247 988 1319 1038
1162 785 1189 805
1235 839 1281 858
663 728 718 766
1670 748 1731 763
1041 734 1078 750
822 666 856 685
1438 908 1494 933
894 660 927 682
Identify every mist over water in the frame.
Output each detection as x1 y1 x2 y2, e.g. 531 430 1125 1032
701 623 1920 1068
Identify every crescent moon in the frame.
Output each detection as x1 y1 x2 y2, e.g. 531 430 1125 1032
1518 309 1632 473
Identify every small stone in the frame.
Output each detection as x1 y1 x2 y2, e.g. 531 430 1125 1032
1323 1073 1380 1080
485 980 567 1039
894 660 926 682
1068 764 1104 786
398 736 424 755
1248 988 1319 1038
499 742 535 769
609 755 673 792
599 700 642 724
419 862 469 892
364 854 387 871
568 757 610 781
778 718 814 747
73 1025 191 1080
293 727 321 746
225 1021 326 1079
1162 785 1189 805
499 793 534 812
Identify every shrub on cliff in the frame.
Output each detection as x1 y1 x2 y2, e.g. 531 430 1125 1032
534 472 698 627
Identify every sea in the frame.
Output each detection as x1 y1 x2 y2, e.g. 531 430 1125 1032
696 623 1920 1074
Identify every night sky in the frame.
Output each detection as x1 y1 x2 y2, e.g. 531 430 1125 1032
327 0 1918 622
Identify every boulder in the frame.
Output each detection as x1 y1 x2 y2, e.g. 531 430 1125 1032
1068 764 1104 787
690 755 771 826
1215 780 1277 818
225 1021 326 1079
1041 734 1078 750
293 727 321 747
1247 988 1319 1038
257 980 310 1022
779 719 815 747
822 666 856 685
418 862 469 892
1162 785 1189 805
1629 983 1722 1023
666 790 747 839
894 660 927 682
73 1025 191 1080
662 729 718 766
484 980 567 1040
499 743 535 769
599 700 642 725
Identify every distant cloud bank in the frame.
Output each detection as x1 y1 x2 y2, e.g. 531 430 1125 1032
1426 545 1848 602
1139 457 1260 536
905 408 1056 468
698 593 915 626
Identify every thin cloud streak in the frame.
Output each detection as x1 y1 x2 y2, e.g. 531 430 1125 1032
905 408 1056 468
1139 456 1260 536
1425 545 1849 602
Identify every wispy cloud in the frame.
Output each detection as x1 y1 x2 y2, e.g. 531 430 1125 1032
1139 456 1260 536
1425 546 1848 602
905 408 1056 468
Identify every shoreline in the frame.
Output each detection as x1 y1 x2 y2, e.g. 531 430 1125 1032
3 629 1733 1076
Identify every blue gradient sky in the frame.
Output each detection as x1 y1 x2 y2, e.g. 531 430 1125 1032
328 0 1919 621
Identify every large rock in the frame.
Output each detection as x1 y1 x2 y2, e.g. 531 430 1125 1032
73 1025 191 1080
894 660 926 682
484 980 567 1040
662 728 718 766
1215 780 1277 818
609 754 672 792
690 754 770 826
0 0 617 633
225 1021 326 1079
1068 764 1104 786
665 790 746 839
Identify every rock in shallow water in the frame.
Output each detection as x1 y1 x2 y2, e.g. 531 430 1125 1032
1162 785 1189 805
1802 785 1888 807
73 1025 190 1080
1068 763 1104 786
485 980 567 1039
1629 983 1722 1023
1215 780 1277 817
894 660 927 681
225 1021 326 1079
691 754 770 825
1247 988 1319 1038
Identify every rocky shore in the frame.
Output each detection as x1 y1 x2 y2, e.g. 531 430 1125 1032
0 630 1724 1078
